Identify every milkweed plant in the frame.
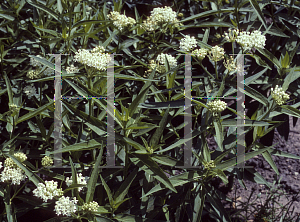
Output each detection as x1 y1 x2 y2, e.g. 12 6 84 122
0 0 300 221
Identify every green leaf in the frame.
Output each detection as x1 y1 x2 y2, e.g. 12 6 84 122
221 119 271 126
26 0 61 22
114 74 158 82
49 138 106 154
149 106 169 150
124 137 147 152
128 85 151 118
8 155 43 186
35 27 58 37
282 66 299 91
249 0 268 30
86 146 104 203
245 67 269 85
72 20 110 29
261 150 279 175
248 54 272 70
99 174 114 208
113 168 137 205
142 171 202 198
3 73 13 105
182 22 234 28
243 85 268 107
114 214 166 222
16 101 53 124
57 0 63 14
281 51 290 69
130 153 177 193
0 12 15 21
213 119 223 151
216 143 274 171
280 105 300 118
256 48 281 70
180 9 234 23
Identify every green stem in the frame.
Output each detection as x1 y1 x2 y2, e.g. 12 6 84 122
4 185 15 222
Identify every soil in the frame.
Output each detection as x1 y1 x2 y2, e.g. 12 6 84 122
206 115 300 222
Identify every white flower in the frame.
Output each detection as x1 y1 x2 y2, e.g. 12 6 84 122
222 28 239 42
74 48 112 71
207 100 227 117
142 6 179 31
54 196 78 216
107 11 136 31
271 85 290 105
66 64 80 73
192 48 208 60
179 35 198 52
0 167 27 185
82 201 100 212
41 156 54 167
27 70 41 79
207 45 225 62
65 173 88 192
4 152 27 169
33 181 63 202
149 53 177 74
236 30 266 51
223 56 237 72
23 84 37 99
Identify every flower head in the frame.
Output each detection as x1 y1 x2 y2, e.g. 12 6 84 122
236 30 266 51
27 70 41 79
192 48 208 60
0 167 27 185
66 64 80 73
4 152 27 169
74 47 112 71
142 6 179 31
222 28 239 42
223 56 237 72
179 35 198 52
207 100 227 117
107 11 136 31
82 201 100 212
65 173 88 192
271 85 290 105
23 84 37 99
9 104 19 113
30 55 43 68
41 156 54 167
33 181 64 202
149 53 177 74
207 45 225 62
54 196 78 216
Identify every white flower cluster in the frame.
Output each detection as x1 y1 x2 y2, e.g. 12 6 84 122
23 84 37 99
179 35 198 52
0 167 27 185
207 100 227 117
82 201 100 212
223 56 237 72
222 28 240 42
30 55 43 68
41 156 54 167
9 103 19 113
271 85 290 105
207 45 225 62
66 64 80 73
192 48 208 60
142 6 180 31
149 53 177 74
107 11 136 31
73 47 112 71
4 152 27 168
27 70 41 79
65 173 88 192
236 30 266 51
33 181 63 202
54 196 78 216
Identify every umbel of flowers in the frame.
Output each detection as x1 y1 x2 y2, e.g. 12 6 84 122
73 45 111 71
142 6 181 31
179 35 198 52
147 53 177 75
107 11 136 31
207 100 227 117
0 152 27 185
28 55 53 79
223 28 266 51
65 173 88 192
271 85 290 105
